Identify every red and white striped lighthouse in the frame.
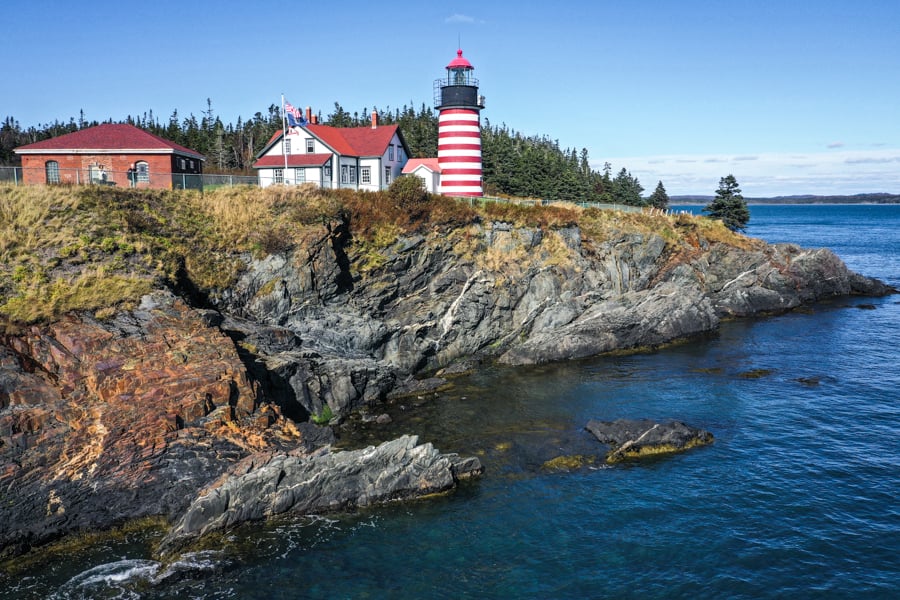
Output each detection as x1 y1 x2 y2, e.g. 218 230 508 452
435 49 485 197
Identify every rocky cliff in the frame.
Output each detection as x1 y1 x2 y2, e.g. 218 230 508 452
0 201 893 559
212 213 892 419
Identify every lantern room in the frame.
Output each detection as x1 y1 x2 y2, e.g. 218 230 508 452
434 49 485 110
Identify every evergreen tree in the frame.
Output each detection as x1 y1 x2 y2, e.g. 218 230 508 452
612 168 644 206
1 100 650 189
647 181 670 209
704 174 750 231
325 102 353 127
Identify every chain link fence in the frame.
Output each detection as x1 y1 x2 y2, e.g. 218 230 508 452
0 166 258 189
453 195 647 213
1 165 673 215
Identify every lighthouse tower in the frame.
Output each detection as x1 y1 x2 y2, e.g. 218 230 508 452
435 49 485 197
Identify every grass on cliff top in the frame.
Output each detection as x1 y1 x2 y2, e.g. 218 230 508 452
0 183 752 325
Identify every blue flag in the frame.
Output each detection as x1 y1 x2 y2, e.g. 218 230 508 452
284 101 308 127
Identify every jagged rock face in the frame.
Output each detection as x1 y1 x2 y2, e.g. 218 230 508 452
0 292 313 558
159 435 483 555
214 220 893 415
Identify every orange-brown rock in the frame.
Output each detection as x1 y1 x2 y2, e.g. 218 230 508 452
0 291 321 559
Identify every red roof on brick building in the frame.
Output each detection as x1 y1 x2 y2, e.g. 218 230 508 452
14 123 205 160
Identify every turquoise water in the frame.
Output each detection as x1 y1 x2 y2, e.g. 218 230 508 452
5 205 899 599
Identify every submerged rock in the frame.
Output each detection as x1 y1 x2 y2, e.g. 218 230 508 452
585 419 714 463
541 454 597 472
158 435 482 556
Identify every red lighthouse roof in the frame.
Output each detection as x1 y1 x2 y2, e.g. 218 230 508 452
447 49 473 70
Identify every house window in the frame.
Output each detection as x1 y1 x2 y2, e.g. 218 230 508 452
295 168 305 183
45 160 60 184
361 166 371 184
384 166 391 186
179 158 186 170
349 166 357 184
285 139 292 155
306 138 315 153
189 160 195 170
324 166 331 180
272 168 283 184
136 161 149 182
341 165 349 184
388 145 394 161
397 147 403 162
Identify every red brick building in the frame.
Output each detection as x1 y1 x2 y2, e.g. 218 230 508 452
14 123 205 189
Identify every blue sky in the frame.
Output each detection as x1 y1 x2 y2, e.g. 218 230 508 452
4 0 899 196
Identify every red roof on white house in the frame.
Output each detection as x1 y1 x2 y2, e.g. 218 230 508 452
257 124 404 164
312 124 400 157
253 153 332 168
14 123 205 160
402 158 442 174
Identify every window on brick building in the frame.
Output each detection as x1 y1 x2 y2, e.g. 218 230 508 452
136 161 149 183
45 161 60 184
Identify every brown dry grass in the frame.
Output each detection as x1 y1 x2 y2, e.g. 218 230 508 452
0 182 759 325
480 201 581 229
672 211 762 251
579 206 760 252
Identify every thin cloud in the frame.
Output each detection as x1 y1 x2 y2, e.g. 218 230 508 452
445 14 476 24
595 149 900 195
733 156 758 161
845 156 900 165
827 142 845 148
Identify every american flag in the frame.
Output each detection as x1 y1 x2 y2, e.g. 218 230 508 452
284 100 307 127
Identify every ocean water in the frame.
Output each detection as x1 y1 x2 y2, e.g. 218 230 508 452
4 205 899 599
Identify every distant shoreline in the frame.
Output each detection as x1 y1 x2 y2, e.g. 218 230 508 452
671 193 900 205
672 201 900 206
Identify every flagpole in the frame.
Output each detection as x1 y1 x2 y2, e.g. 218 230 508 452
281 93 288 180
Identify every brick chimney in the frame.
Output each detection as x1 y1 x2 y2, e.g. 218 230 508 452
371 109 378 129
305 106 312 124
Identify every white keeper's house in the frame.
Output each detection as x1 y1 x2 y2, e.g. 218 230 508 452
253 110 410 190
401 158 442 193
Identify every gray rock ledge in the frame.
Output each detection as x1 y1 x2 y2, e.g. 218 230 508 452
158 435 482 555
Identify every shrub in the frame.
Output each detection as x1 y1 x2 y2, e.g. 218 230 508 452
311 405 333 424
388 175 427 209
